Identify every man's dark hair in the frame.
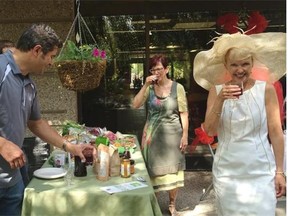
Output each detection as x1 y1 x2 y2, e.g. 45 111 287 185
16 23 62 55
0 40 15 54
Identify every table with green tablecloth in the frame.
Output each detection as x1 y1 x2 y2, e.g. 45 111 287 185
21 136 162 216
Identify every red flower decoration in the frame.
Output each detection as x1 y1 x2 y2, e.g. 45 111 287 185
216 13 239 34
216 11 268 34
246 11 268 35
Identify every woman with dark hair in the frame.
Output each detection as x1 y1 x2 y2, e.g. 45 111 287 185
132 54 189 216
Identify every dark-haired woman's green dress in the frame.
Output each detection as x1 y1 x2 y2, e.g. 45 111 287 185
141 81 187 192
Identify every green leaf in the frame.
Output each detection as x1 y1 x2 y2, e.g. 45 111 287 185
55 40 106 62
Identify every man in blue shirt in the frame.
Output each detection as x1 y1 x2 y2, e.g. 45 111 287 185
0 23 95 216
0 39 30 188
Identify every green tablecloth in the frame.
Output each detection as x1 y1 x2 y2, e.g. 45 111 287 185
21 136 162 216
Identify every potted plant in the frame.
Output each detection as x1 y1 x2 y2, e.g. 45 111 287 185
55 40 108 91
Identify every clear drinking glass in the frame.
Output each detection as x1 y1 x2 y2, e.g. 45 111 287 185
64 165 74 187
64 154 75 187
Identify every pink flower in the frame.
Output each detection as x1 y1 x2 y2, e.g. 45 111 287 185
92 48 100 57
100 50 106 59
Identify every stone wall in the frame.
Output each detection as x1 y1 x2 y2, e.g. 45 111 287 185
0 0 78 135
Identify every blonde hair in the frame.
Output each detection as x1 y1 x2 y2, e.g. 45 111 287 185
224 47 254 64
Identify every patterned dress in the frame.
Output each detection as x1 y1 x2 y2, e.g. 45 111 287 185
214 80 276 216
141 81 187 191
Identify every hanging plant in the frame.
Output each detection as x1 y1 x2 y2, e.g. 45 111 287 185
216 10 268 34
56 40 108 91
55 1 109 92
56 40 107 62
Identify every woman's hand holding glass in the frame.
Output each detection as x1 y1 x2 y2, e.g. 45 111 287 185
145 75 159 85
222 81 243 99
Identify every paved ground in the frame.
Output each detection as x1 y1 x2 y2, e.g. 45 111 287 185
157 171 286 216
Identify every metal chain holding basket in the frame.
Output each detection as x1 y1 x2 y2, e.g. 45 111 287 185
56 0 107 92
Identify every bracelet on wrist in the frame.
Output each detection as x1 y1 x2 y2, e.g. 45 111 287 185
275 171 286 178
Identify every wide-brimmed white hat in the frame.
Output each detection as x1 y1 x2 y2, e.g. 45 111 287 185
193 32 286 90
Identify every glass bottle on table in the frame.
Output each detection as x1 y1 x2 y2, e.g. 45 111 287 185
121 158 131 178
123 146 131 159
130 159 135 174
73 137 87 177
74 156 87 177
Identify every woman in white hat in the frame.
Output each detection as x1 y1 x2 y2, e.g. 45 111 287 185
193 32 286 215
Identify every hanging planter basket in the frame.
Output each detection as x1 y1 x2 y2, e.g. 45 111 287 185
57 60 106 91
55 0 109 92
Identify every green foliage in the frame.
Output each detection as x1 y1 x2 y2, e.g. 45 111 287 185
55 40 107 62
62 120 84 136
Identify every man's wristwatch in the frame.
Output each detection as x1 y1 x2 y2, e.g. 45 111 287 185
62 140 69 152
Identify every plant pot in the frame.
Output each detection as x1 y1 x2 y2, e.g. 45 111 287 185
56 60 107 91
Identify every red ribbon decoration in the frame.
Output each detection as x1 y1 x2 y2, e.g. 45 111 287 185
188 125 215 154
191 125 215 147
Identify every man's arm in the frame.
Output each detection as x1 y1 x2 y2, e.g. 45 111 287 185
28 119 95 162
